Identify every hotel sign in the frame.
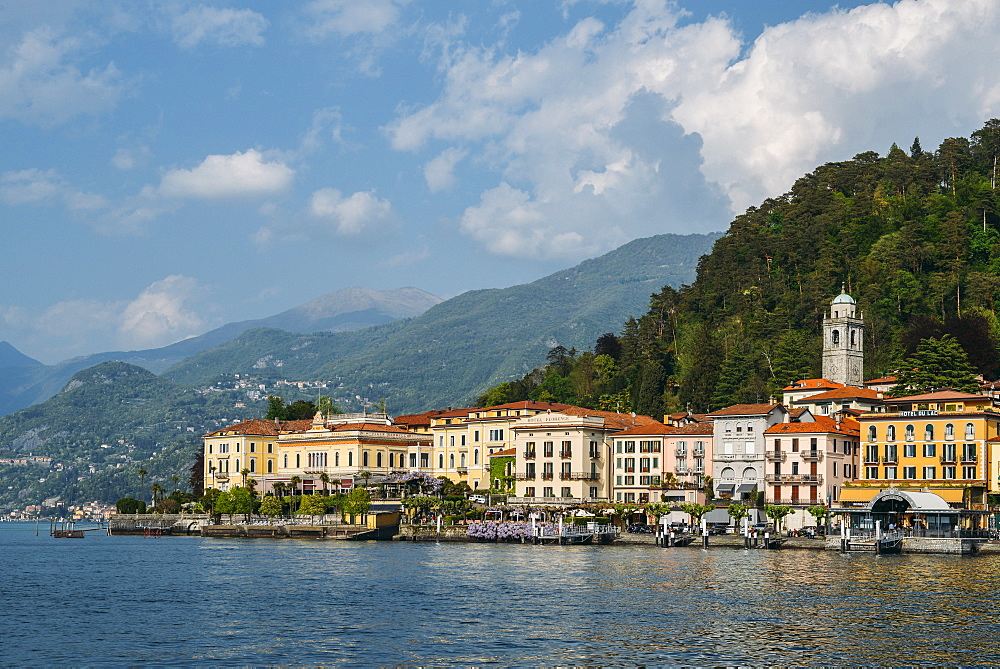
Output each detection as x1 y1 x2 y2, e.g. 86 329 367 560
900 410 938 417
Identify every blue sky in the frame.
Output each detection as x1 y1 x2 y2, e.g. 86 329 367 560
2 0 998 364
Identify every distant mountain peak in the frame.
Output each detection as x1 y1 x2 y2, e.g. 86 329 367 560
0 341 42 369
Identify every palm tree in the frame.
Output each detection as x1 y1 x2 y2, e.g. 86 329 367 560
359 470 372 488
172 475 181 492
241 467 250 488
150 483 165 508
319 472 330 496
290 476 301 514
137 469 148 500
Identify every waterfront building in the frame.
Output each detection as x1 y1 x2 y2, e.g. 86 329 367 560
274 412 429 496
763 414 860 527
843 390 1000 508
610 421 674 504
661 421 714 497
487 447 516 494
202 418 312 492
511 408 658 504
791 385 884 416
782 378 845 407
822 286 864 387
708 403 789 501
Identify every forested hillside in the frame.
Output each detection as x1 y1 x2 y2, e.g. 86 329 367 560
0 362 239 509
479 121 1000 416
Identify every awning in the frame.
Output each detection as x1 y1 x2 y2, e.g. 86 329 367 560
716 483 735 494
736 483 756 494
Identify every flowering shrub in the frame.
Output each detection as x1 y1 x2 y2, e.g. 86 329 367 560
466 521 536 541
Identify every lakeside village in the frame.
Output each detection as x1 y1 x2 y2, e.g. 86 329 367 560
37 289 1000 553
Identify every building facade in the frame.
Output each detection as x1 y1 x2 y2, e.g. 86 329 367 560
822 287 864 387
708 404 789 501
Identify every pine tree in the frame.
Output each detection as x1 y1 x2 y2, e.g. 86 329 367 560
890 334 980 395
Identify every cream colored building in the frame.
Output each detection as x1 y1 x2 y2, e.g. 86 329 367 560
203 418 312 492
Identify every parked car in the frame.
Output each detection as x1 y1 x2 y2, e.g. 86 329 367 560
468 495 487 504
626 523 654 534
707 524 729 535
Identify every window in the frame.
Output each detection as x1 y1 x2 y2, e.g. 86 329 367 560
616 442 623 453
335 452 340 466
886 425 896 441
449 436 455 447
924 425 934 440
267 460 273 473
868 426 877 441
965 423 975 439
348 452 353 467
736 422 742 433
389 453 395 468
962 443 977 463
561 440 572 457
903 466 916 479
745 441 756 455
543 441 554 457
439 436 444 447
963 466 977 479
833 462 837 477
792 462 799 475
942 443 957 462
943 466 956 479
884 466 897 479
474 449 479 465
250 442 256 453
410 453 417 468
721 467 735 479
624 441 636 453
377 452 383 467
488 429 504 441
905 425 914 441
639 457 651 473
219 443 229 454
866 444 879 463
439 454 444 469
449 454 455 468
747 423 754 433
363 451 369 467
208 444 213 454
624 458 635 472
832 329 840 345
616 475 622 485
792 438 799 452
283 454 288 468
543 487 554 497
866 466 879 479
474 430 480 442
923 466 936 479
420 453 429 468
461 435 466 446
945 423 955 441
561 487 571 498
884 444 897 462
250 459 256 473
460 452 466 467
923 443 936 457
904 443 916 458
525 487 535 497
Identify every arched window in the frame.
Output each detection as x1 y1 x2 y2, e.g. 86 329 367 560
335 452 340 466
449 453 455 468
438 454 444 469
905 425 914 441
742 467 757 480
460 452 466 467
832 329 840 345
474 449 480 465
868 426 877 441
925 424 934 441
965 423 975 439
449 435 455 447
363 451 369 467
736 422 743 433
886 425 896 441
235 458 240 471
250 459 256 473
945 423 955 440
283 454 288 468
850 330 856 346
721 467 735 479
348 452 353 466
377 452 383 467
267 460 273 473
295 454 300 468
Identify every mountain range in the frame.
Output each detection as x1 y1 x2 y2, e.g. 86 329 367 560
0 286 442 416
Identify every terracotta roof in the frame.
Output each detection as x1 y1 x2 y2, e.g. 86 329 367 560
788 407 811 419
664 422 715 436
203 418 312 438
865 376 897 384
488 447 517 457
885 390 994 403
707 403 782 417
330 422 420 435
555 406 660 430
782 378 844 391
477 400 574 413
794 387 883 402
765 415 860 436
393 409 452 426
613 421 676 436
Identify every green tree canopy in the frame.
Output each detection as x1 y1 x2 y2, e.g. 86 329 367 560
891 334 980 395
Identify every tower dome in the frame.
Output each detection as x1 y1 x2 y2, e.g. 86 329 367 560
831 284 855 305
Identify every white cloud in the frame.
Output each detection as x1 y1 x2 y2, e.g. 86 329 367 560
171 5 268 49
0 167 108 211
423 147 467 192
302 0 405 39
309 188 395 235
111 145 152 170
117 275 207 350
159 149 294 199
0 27 125 126
390 0 1000 259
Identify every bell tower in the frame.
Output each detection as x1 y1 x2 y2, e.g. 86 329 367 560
822 285 864 387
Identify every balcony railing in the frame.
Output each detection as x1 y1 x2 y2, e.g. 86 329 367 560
768 498 820 505
863 455 880 465
961 454 978 463
676 448 687 456
559 451 572 458
765 451 786 462
675 466 688 474
939 454 957 463
802 451 823 462
764 474 824 484
541 473 554 480
456 467 468 475
589 451 602 459
881 455 898 464
523 451 536 459
693 449 705 457
566 472 600 481
514 473 535 480
559 472 573 480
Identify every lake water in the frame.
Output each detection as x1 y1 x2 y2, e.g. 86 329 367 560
3 521 999 666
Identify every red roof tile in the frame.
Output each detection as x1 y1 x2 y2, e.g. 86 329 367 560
794 387 882 402
707 403 783 417
613 421 676 436
782 378 844 391
765 415 859 436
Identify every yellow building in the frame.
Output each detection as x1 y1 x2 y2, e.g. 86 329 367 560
844 390 1000 508
203 418 311 491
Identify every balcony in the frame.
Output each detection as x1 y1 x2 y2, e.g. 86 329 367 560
588 451 602 460
456 467 468 475
802 451 824 462
675 466 688 474
764 474 824 484
939 453 957 464
565 472 599 481
881 455 898 464
961 454 978 463
559 472 573 480
693 449 705 457
765 451 786 462
541 473 554 480
863 454 879 465
523 451 536 459
514 472 536 480
675 448 687 456
559 451 572 459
